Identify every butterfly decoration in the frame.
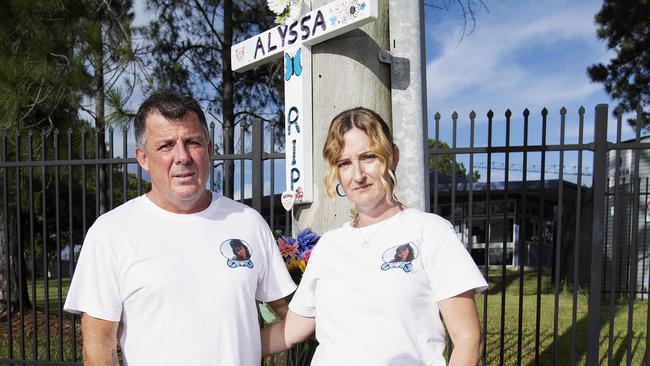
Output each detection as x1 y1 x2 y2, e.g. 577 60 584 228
284 48 303 81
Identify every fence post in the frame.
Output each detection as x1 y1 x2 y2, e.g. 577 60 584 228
586 104 608 366
252 118 263 213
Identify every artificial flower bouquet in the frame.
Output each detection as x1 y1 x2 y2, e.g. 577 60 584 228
274 228 320 366
277 228 320 284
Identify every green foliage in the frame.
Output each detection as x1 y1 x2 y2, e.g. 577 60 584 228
428 139 480 181
587 0 650 130
0 0 89 131
141 0 284 124
0 0 142 132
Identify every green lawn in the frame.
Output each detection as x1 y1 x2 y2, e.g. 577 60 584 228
0 277 79 362
29 277 71 310
477 269 648 365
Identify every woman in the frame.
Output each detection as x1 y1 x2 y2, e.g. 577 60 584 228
262 107 487 365
230 239 251 261
390 243 415 263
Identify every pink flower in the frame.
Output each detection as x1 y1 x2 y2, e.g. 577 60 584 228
301 249 312 263
278 237 299 258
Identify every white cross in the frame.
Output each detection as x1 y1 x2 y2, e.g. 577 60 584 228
232 0 377 209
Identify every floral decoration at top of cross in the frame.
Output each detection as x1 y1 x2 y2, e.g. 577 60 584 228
267 0 304 24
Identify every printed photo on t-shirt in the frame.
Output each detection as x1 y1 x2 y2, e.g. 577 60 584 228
381 242 418 272
220 239 254 269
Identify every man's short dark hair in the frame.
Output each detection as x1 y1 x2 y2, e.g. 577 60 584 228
134 90 210 148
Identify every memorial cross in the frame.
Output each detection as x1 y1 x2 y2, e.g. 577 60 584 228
231 0 377 210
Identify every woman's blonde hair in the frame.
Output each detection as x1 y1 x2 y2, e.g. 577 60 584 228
322 107 398 204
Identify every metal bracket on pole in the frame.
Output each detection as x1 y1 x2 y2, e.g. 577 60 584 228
378 49 410 91
377 49 393 64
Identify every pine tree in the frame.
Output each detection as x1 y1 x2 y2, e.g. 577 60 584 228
142 0 284 197
76 0 143 214
0 0 92 310
587 0 650 129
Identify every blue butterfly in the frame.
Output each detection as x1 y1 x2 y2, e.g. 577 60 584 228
330 15 337 25
284 48 303 81
357 2 366 11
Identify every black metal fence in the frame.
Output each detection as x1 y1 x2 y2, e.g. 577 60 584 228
1 104 649 365
0 117 289 365
429 104 649 365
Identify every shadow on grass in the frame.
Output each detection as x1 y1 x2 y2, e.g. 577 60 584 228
534 301 647 366
533 312 587 366
485 268 554 296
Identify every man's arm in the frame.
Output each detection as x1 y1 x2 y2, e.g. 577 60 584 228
81 313 120 366
438 290 483 366
266 297 290 320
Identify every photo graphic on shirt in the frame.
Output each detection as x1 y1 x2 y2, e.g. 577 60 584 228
380 242 418 272
220 239 254 269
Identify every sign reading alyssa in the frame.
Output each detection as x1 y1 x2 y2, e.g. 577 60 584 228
232 0 377 209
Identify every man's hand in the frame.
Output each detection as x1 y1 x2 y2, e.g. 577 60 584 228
80 313 120 366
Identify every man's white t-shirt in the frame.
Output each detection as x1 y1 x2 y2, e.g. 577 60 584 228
289 208 487 366
64 193 296 366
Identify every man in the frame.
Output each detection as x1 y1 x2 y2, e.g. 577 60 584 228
64 90 296 365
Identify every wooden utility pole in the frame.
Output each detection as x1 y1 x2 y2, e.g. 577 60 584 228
294 0 391 233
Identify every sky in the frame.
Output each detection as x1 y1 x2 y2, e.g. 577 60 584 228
422 0 636 184
425 0 611 120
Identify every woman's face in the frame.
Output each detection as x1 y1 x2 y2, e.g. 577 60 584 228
397 247 410 261
234 245 247 259
336 127 388 211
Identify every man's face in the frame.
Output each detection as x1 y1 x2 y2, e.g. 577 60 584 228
135 111 211 213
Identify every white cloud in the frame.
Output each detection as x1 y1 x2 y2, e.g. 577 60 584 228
426 1 609 118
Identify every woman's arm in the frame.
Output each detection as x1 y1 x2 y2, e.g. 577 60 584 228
438 290 483 366
261 309 316 356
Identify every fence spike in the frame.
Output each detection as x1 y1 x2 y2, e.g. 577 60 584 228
505 109 512 117
541 107 548 116
487 110 494 118
578 106 585 114
452 111 458 119
109 126 114 133
614 105 624 116
560 107 567 115
469 111 476 119
434 112 441 120
523 108 530 117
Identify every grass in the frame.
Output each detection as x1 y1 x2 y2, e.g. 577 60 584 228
477 269 648 365
0 277 80 362
1 273 648 365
